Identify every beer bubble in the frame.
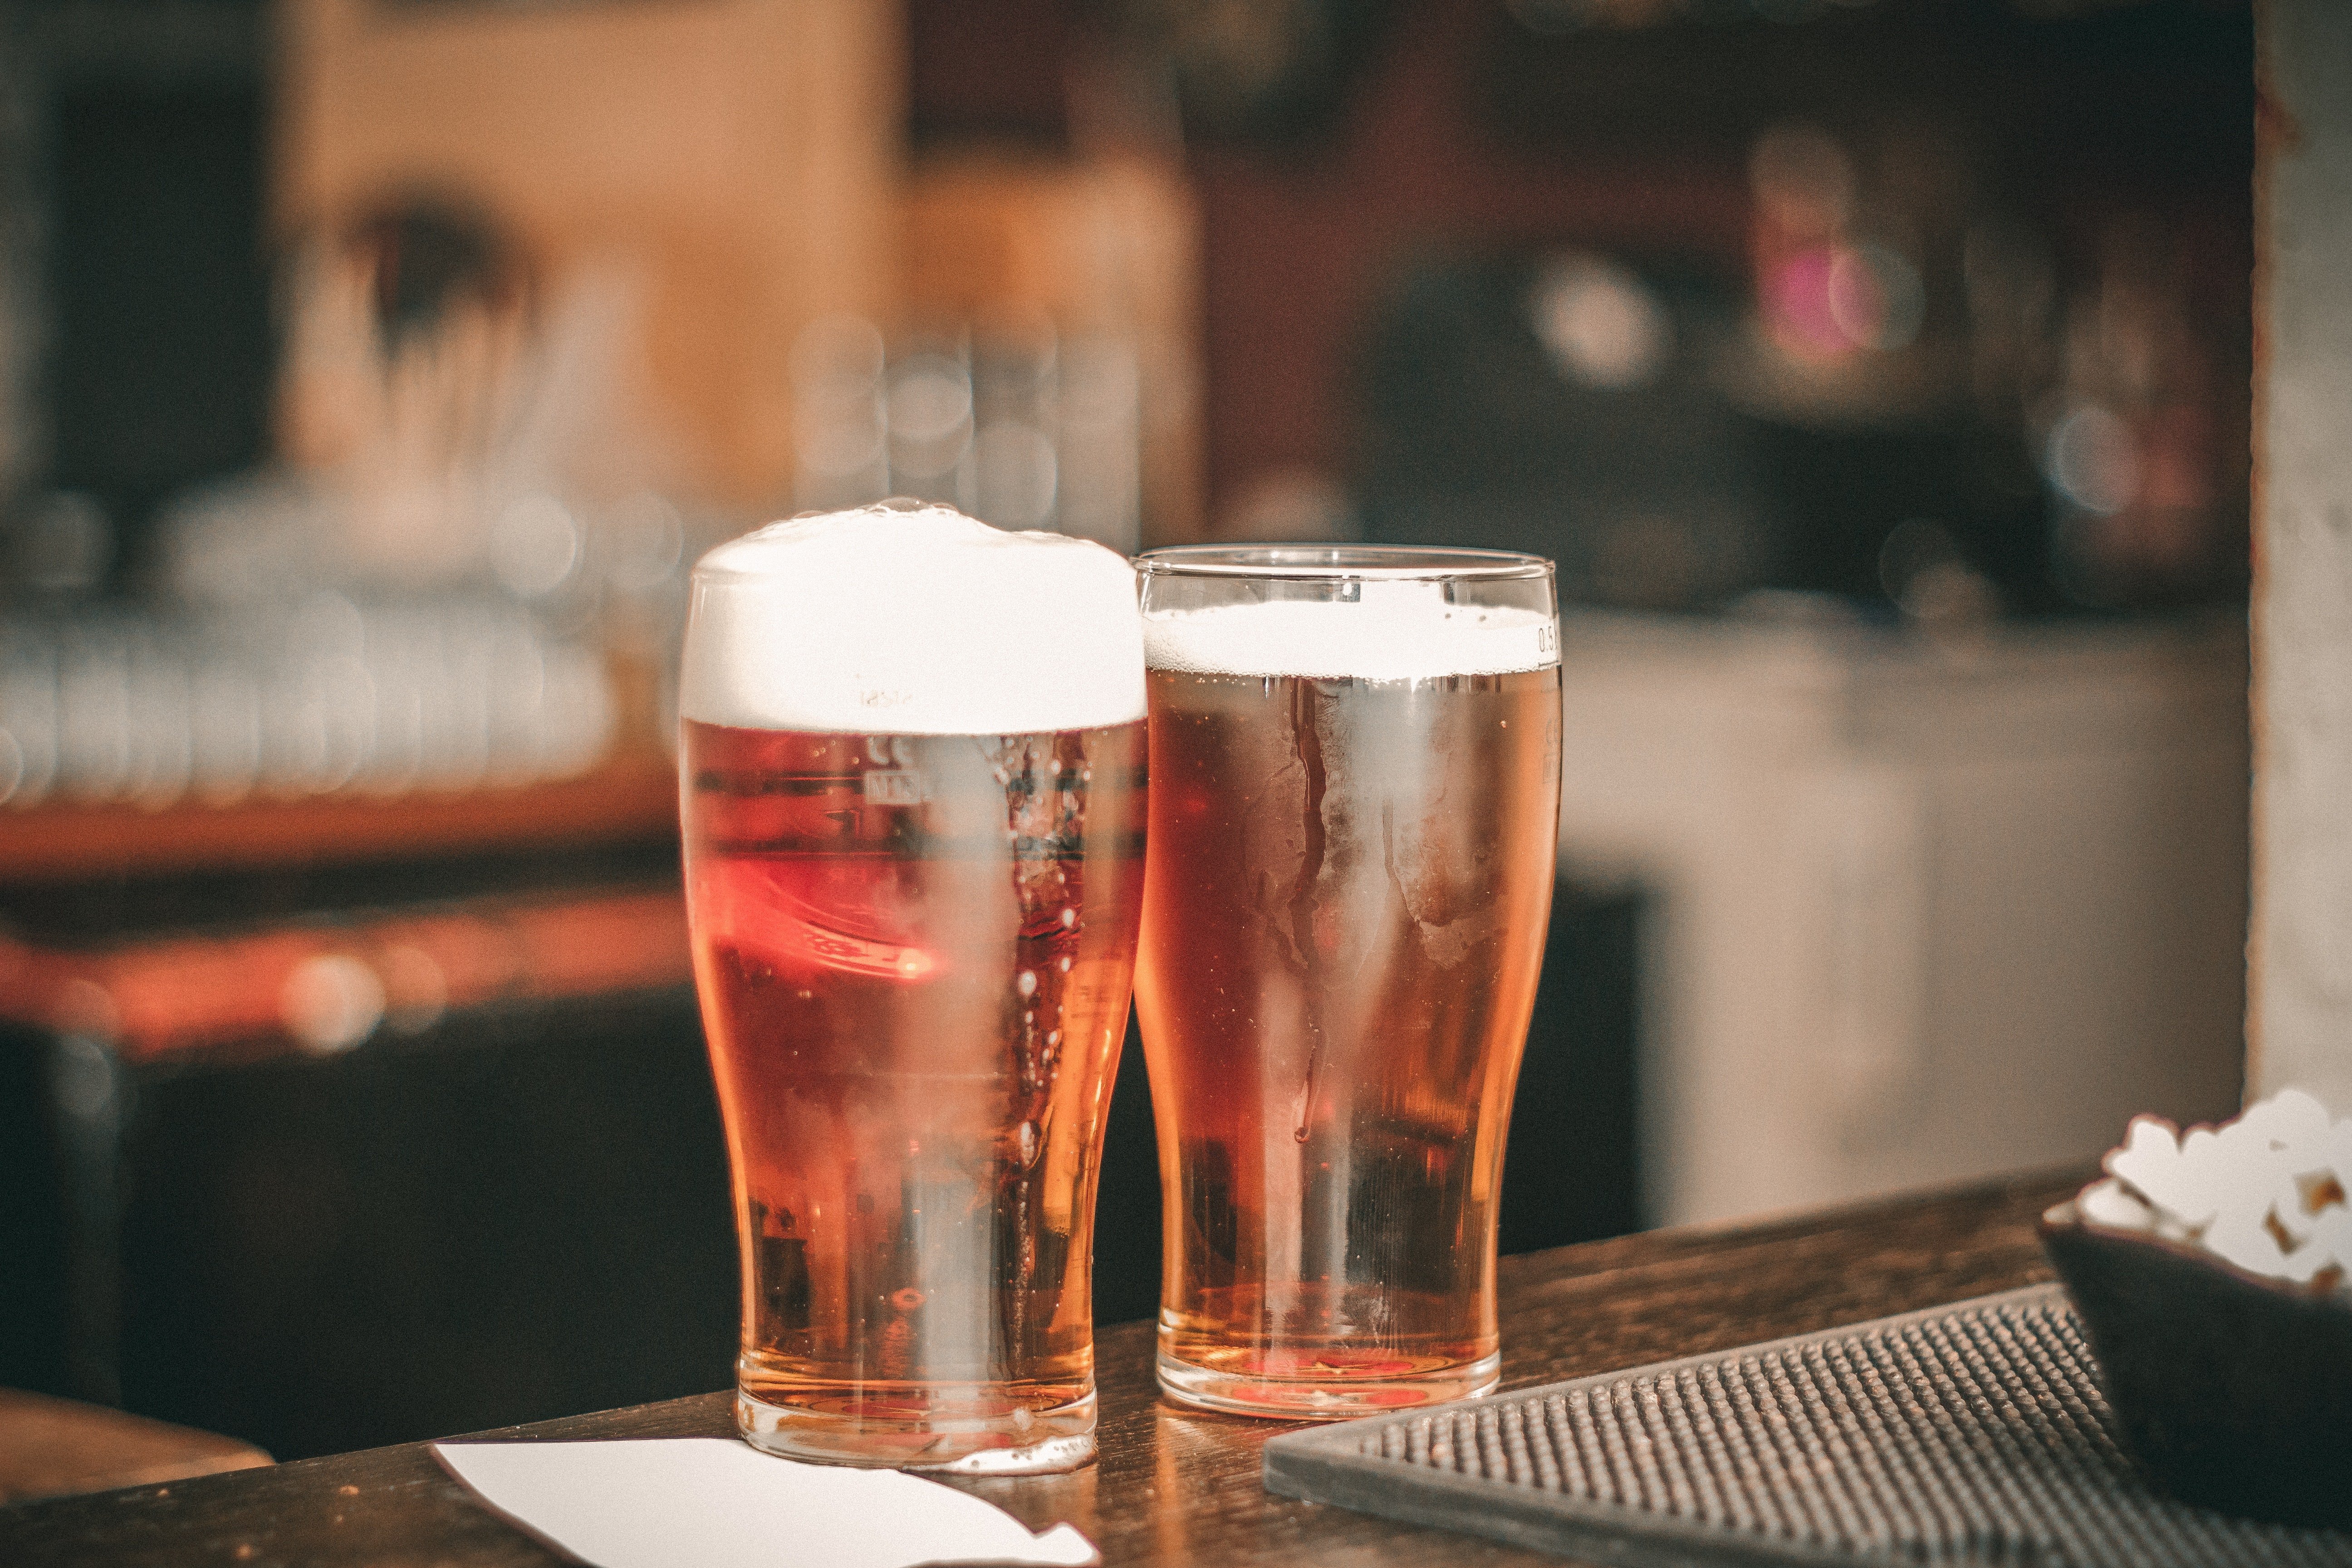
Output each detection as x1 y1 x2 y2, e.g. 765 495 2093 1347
681 502 1145 734
1059 908 1076 927
1058 956 1073 972
890 1287 927 1311
1018 1120 1041 1166
1017 970 1038 997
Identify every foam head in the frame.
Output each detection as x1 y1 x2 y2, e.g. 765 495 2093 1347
1143 580 1558 681
682 503 1145 734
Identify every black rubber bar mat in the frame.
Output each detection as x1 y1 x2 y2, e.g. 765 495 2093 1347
1262 1284 2352 1567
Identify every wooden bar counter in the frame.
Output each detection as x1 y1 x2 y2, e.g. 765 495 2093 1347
0 1167 2082 1567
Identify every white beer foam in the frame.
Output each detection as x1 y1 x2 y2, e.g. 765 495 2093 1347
682 504 1145 734
1144 583 1558 680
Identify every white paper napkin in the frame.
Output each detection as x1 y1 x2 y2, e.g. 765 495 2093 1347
433 1438 1099 1568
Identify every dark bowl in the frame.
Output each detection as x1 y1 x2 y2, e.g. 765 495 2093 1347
2041 1199 2352 1528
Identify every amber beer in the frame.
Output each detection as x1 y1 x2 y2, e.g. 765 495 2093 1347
1133 549 1561 1416
679 502 1147 1471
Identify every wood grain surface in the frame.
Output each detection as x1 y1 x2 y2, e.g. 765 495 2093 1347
0 1166 2084 1567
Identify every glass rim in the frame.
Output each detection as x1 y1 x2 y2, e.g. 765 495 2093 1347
1133 544 1554 582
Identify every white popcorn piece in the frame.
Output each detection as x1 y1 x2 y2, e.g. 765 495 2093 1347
2103 1117 2174 1183
2200 1205 2289 1276
2306 1207 2352 1271
2268 1172 2330 1249
2236 1087 2331 1155
2107 1117 2221 1228
2323 1122 2352 1196
2179 1124 2223 1174
2078 1177 2156 1231
2195 1132 2291 1234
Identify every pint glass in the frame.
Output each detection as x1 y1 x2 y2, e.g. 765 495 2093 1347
1133 546 1561 1416
679 502 1147 1471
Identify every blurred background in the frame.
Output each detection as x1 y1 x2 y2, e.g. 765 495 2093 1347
0 0 2250 1471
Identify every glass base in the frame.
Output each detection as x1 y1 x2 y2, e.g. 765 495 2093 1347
1155 1347 1499 1419
735 1384 1097 1473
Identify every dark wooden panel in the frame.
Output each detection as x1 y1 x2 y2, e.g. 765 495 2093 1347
44 75 273 564
0 1165 2086 1567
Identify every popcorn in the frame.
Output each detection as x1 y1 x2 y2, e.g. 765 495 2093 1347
2310 1207 2352 1278
2077 1177 2154 1230
2083 1088 2351 1296
2271 1172 2323 1250
2108 1119 2219 1228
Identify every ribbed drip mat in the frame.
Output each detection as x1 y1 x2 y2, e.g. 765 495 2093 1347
1263 1285 2352 1567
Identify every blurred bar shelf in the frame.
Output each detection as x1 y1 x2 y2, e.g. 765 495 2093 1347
0 883 688 1069
0 755 678 884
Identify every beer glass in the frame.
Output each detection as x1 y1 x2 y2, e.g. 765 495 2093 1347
1133 546 1561 1416
679 502 1147 1472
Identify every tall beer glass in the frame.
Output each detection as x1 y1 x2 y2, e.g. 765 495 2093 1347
1134 546 1560 1417
679 502 1147 1472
